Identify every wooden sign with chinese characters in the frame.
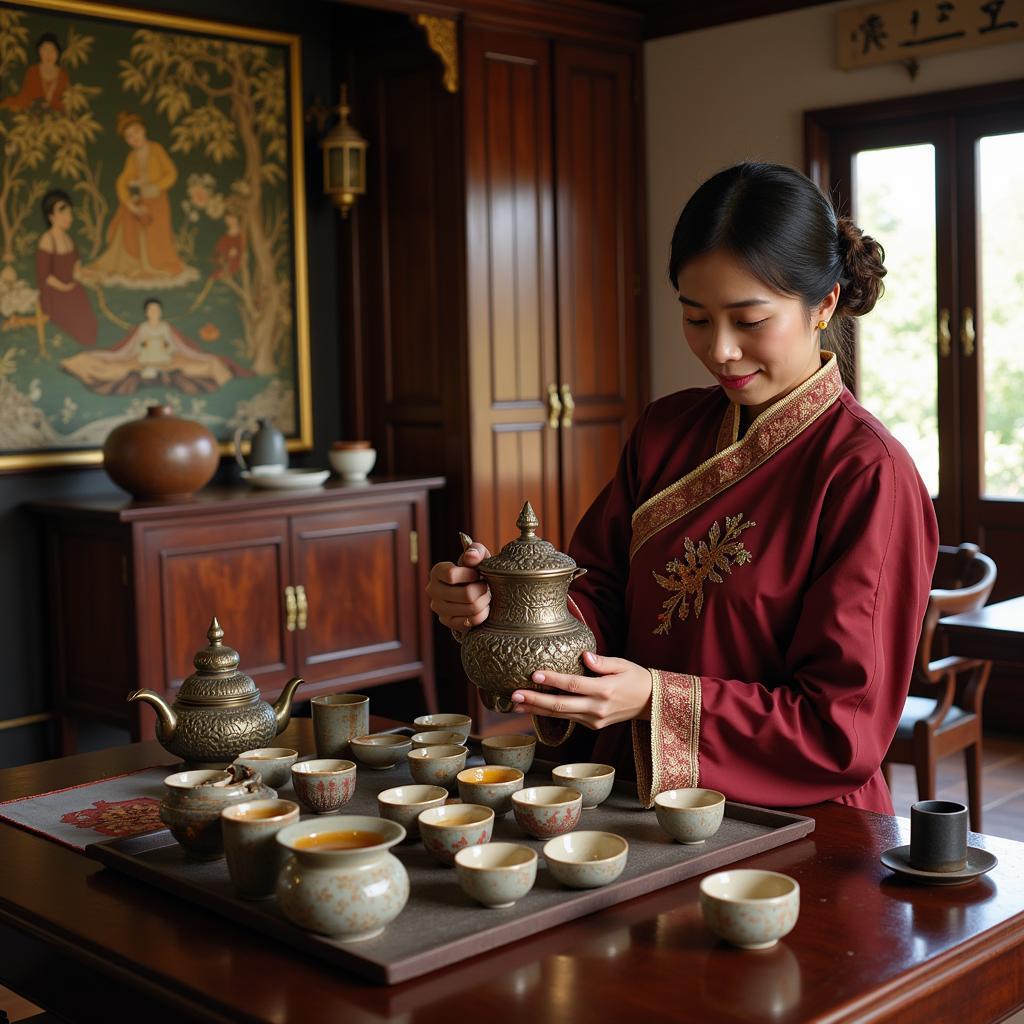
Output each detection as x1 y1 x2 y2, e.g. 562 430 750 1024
838 0 1024 69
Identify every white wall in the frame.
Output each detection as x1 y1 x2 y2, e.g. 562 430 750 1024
644 0 1024 396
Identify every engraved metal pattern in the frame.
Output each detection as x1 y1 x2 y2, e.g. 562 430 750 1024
163 702 278 764
490 578 576 627
178 670 258 701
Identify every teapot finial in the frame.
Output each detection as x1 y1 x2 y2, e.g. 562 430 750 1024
517 501 539 540
208 616 224 646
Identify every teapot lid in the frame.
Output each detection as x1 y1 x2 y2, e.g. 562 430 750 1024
177 618 260 705
479 502 577 575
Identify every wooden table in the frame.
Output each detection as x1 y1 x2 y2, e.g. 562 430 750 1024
941 595 1024 665
2 720 1024 1024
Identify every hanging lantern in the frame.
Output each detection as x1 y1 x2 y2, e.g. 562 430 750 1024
319 85 367 219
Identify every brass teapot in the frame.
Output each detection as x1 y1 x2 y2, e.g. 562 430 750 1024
460 502 596 714
129 617 304 768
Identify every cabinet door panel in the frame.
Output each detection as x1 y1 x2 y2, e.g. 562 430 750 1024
291 505 419 683
554 43 641 537
142 518 292 694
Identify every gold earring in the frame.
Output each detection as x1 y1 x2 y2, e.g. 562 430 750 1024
817 320 828 331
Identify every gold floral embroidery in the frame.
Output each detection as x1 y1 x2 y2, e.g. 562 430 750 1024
652 513 756 635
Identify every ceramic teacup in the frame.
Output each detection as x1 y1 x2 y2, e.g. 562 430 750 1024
543 831 628 888
232 747 299 790
221 798 300 900
411 730 466 750
551 763 616 809
910 799 969 872
408 744 468 790
654 788 726 845
413 713 472 741
311 693 370 758
455 842 538 908
349 733 413 770
290 758 357 814
457 766 525 817
418 803 495 866
376 784 448 840
482 733 537 773
699 870 800 950
512 786 583 839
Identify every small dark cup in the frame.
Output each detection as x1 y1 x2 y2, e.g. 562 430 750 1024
910 799 968 872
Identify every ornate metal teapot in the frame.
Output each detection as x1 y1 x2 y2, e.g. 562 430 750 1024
460 502 596 714
129 618 304 768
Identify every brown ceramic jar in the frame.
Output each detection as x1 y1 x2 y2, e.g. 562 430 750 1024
102 404 219 500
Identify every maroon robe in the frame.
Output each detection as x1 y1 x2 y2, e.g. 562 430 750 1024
557 353 938 815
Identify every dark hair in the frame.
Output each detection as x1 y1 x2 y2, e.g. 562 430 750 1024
35 32 62 60
41 189 72 227
668 162 886 372
143 297 163 313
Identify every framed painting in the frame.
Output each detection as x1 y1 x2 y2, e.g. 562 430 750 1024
0 0 311 471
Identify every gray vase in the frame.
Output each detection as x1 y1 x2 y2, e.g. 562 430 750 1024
234 418 288 471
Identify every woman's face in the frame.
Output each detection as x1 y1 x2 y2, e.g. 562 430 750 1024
144 302 163 324
677 248 839 416
37 41 59 66
49 200 73 230
123 122 147 148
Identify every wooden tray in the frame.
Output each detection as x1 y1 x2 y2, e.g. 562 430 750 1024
88 753 814 985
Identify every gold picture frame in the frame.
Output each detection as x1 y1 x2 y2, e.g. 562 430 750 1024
0 0 312 471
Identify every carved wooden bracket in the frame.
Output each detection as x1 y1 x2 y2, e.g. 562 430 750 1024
414 14 458 94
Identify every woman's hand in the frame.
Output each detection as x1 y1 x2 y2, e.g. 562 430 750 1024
426 543 492 633
510 651 652 730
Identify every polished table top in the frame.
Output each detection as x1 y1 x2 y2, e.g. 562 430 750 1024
940 594 1024 664
2 719 1024 1024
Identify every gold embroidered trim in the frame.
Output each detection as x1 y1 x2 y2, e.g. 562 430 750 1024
629 352 841 561
632 669 701 807
653 513 755 634
715 402 740 453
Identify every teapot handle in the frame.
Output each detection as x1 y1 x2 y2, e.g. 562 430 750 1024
571 567 588 582
233 425 251 471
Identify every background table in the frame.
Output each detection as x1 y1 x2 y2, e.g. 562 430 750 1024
940 595 1024 665
2 719 1024 1023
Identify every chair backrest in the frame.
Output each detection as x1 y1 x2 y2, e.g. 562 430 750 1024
915 543 998 683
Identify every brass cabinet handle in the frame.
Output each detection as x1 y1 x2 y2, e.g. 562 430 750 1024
961 307 976 357
295 584 308 631
938 308 951 357
547 383 562 429
560 383 575 429
285 585 297 632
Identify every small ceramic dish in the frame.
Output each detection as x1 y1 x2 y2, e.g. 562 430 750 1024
551 763 616 809
376 785 448 839
290 758 357 814
512 786 583 839
482 733 537 773
241 468 330 489
455 842 538 908
232 747 299 790
418 803 495 866
413 713 472 740
699 870 800 949
654 788 726 844
408 744 468 789
411 730 467 750
543 831 628 888
328 446 377 482
349 733 412 770
457 765 525 817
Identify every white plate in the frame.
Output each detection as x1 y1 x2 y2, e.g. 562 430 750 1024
241 468 330 490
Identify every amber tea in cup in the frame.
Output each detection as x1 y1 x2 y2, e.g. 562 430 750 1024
462 767 521 784
295 829 385 851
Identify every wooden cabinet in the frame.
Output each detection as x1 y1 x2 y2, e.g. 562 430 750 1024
34 477 443 749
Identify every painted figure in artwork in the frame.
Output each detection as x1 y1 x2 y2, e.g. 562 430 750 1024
35 190 98 348
61 296 249 395
212 211 245 279
83 112 197 289
0 32 69 113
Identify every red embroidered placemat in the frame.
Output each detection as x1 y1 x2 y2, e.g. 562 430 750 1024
0 765 175 853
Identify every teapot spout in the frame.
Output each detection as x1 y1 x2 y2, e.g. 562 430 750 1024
273 676 304 734
127 688 178 741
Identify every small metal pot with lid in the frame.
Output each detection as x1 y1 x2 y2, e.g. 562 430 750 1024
459 502 596 719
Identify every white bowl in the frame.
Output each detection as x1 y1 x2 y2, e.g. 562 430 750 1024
329 447 377 481
543 831 628 888
699 870 800 949
455 842 538 908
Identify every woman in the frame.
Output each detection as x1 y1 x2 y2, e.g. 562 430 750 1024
427 162 938 816
0 33 69 113
85 112 196 288
35 189 98 347
61 296 249 395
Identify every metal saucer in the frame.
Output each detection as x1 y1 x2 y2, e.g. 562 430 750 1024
880 844 997 885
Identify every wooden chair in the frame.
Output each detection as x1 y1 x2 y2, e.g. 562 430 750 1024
883 543 997 832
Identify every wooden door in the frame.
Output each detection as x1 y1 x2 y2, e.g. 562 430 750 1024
139 517 294 697
289 503 421 689
553 43 643 542
464 26 560 551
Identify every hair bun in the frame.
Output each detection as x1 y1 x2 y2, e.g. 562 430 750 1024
836 216 886 317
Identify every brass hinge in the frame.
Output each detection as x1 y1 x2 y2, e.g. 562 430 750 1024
410 530 419 564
